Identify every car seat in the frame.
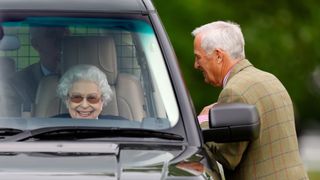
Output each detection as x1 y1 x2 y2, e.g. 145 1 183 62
0 57 18 117
34 36 146 121
0 56 15 80
0 34 21 117
0 34 19 80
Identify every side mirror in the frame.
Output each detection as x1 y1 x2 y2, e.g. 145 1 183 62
202 103 260 143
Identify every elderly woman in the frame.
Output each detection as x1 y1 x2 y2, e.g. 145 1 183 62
57 64 113 119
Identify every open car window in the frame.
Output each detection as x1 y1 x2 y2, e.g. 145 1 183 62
0 16 179 131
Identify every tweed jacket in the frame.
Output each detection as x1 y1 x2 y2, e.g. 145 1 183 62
205 59 308 180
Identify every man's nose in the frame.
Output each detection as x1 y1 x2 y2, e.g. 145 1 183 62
194 61 199 69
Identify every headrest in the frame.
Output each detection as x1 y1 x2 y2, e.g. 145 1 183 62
0 35 20 50
61 36 118 85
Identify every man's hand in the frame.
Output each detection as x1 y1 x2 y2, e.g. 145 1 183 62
198 103 217 129
199 103 217 115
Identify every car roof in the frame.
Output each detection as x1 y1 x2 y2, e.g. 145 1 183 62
0 0 154 13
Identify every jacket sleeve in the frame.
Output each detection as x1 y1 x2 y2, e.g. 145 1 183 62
204 141 249 170
205 87 250 170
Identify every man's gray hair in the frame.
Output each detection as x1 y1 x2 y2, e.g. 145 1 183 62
191 21 245 60
57 64 113 106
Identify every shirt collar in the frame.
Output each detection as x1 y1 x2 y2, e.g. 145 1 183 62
223 70 231 88
223 60 241 88
40 64 53 76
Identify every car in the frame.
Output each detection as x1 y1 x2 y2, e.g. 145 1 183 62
0 0 260 179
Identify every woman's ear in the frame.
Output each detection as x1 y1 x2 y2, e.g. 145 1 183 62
101 99 105 109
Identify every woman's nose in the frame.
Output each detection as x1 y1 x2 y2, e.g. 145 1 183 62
80 99 89 108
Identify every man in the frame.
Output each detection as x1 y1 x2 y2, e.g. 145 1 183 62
192 21 308 179
7 27 69 116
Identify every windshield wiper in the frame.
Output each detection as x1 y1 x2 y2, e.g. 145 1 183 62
0 128 23 138
2 126 184 142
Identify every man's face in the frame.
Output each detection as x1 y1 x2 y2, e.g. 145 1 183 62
37 36 62 72
193 35 222 87
31 28 68 73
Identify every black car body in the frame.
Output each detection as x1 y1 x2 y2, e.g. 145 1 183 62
0 0 259 179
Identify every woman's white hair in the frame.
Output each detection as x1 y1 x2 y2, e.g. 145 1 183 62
57 64 113 106
191 21 245 60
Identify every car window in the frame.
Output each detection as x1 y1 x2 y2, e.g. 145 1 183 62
0 16 179 131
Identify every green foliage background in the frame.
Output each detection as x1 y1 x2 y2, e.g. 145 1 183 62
153 0 320 130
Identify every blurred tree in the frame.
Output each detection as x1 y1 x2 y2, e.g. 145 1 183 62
153 0 320 131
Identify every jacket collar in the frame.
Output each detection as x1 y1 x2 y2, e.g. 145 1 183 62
225 59 253 85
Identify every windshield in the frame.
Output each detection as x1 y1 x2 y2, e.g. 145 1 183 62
0 16 179 132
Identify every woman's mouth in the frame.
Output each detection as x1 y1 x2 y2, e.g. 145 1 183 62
77 110 94 117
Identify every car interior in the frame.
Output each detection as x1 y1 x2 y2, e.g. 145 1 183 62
34 35 146 121
0 16 179 130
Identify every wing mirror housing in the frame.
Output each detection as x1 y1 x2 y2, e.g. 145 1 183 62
202 103 260 143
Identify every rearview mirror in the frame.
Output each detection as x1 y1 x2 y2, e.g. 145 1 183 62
202 103 260 143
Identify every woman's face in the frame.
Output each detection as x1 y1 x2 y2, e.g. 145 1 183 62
67 80 104 119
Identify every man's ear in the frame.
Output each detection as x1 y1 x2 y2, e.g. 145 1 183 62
30 38 40 50
214 49 224 63
217 57 222 64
